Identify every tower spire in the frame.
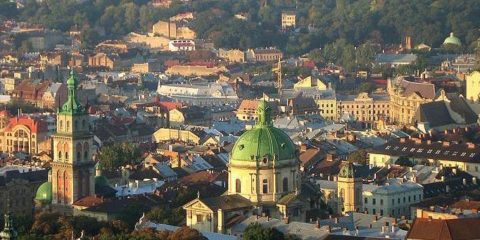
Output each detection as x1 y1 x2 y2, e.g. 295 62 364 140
60 70 85 115
256 99 272 127
0 212 18 240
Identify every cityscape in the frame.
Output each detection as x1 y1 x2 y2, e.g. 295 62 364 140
0 0 480 239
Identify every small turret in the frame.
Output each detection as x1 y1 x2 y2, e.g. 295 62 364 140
0 213 18 240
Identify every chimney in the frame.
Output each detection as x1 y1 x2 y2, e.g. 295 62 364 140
427 140 432 145
400 138 406 143
391 225 395 233
300 144 307 153
334 217 339 224
326 153 334 162
316 219 320 229
473 177 477 185
283 217 289 224
467 142 475 149
414 138 422 144
442 141 450 147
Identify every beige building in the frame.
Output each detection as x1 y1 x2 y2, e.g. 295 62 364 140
466 71 480 102
152 20 196 40
218 49 245 63
246 48 283 62
165 65 227 77
152 128 202 144
337 92 390 123
281 11 296 29
337 163 362 214
124 32 170 51
388 77 435 125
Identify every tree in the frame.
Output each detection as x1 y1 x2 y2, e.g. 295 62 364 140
357 82 376 94
243 223 285 240
347 149 368 165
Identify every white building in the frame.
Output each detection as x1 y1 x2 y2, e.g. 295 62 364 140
318 178 423 219
157 82 239 106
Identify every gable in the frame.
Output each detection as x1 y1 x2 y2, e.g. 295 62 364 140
183 199 213 212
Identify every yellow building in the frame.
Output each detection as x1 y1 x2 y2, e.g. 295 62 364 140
337 92 390 122
337 163 362 214
281 11 296 29
294 76 329 90
388 77 435 125
466 71 480 102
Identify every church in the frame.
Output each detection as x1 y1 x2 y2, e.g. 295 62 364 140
182 100 321 234
34 71 101 213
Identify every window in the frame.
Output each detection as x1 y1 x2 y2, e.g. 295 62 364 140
380 209 384 216
408 196 411 202
392 199 394 206
66 121 70 131
283 177 288 192
380 199 384 205
364 198 368 204
77 151 81 161
65 152 69 160
262 179 268 193
372 198 376 205
235 179 241 193
414 195 416 201
58 151 62 160
372 209 376 214
403 197 406 203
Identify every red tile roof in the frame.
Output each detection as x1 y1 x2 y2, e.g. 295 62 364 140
5 116 48 133
407 218 480 240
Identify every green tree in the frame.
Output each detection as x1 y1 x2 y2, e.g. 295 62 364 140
243 223 285 240
347 149 368 165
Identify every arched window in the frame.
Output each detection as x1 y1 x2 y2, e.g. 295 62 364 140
74 120 78 129
339 188 345 201
76 143 82 161
82 119 86 129
235 179 241 193
262 179 268 194
58 151 62 160
283 177 288 192
66 121 70 131
83 142 89 160
59 120 63 130
65 152 69 160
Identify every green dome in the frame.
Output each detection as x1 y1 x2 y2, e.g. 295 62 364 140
339 162 356 178
230 100 296 164
35 182 52 203
443 32 462 46
95 175 109 188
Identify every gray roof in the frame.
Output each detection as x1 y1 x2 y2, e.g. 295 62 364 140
375 54 417 64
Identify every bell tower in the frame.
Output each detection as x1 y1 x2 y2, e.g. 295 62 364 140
337 162 362 214
51 71 94 205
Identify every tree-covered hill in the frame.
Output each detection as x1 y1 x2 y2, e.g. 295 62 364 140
5 0 480 55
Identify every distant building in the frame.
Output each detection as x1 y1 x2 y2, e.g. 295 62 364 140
157 82 238 106
388 76 435 125
369 138 480 178
218 49 245 63
152 20 196 40
246 48 283 62
375 54 417 67
168 39 195 52
337 92 390 123
466 71 480 102
281 11 296 29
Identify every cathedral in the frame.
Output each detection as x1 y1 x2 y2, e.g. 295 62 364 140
35 71 96 212
183 100 320 234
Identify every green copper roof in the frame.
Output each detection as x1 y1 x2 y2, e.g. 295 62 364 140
95 175 109 188
59 71 85 115
443 32 462 46
35 182 52 203
230 100 296 163
339 162 356 178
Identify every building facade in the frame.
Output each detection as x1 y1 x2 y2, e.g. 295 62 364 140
337 92 390 123
466 71 480 102
281 11 296 29
388 77 435 125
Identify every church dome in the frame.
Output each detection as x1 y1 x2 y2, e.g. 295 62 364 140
35 182 52 203
443 32 462 46
230 100 297 164
95 175 109 188
339 162 356 178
